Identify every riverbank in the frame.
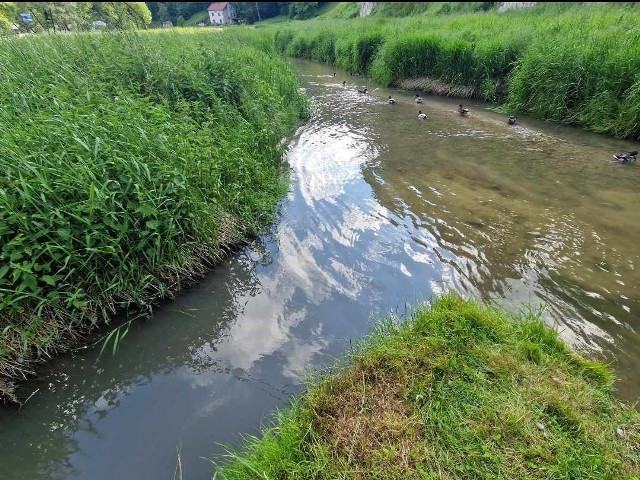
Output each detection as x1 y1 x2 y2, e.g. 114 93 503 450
0 29 308 403
214 295 640 479
264 2 640 141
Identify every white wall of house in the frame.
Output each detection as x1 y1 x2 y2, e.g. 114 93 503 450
208 4 237 25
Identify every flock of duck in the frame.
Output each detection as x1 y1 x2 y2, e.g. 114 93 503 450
335 74 637 165
341 77 520 127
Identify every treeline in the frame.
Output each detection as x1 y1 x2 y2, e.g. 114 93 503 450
0 2 333 32
145 1 210 25
145 2 331 26
1 2 152 32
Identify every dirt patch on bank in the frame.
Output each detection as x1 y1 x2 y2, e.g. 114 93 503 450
397 78 476 98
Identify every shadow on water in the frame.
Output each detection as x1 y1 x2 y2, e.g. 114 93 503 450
1 59 639 480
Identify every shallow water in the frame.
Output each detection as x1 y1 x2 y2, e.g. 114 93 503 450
1 59 639 480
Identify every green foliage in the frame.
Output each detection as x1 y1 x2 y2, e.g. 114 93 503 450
233 2 290 24
10 2 152 32
317 2 359 20
260 2 640 139
506 19 640 139
0 2 16 31
288 2 319 20
147 2 209 25
0 28 308 393
183 10 208 26
370 2 497 17
213 295 640 479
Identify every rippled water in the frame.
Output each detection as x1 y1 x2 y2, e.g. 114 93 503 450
1 59 639 480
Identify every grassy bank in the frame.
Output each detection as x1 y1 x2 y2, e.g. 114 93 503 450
267 2 640 140
0 28 308 402
214 295 640 479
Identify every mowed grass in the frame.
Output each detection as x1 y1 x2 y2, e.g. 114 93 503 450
213 295 640 479
0 29 308 401
268 2 640 140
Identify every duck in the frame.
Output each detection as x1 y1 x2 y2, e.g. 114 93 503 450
613 150 637 163
458 104 470 116
415 93 423 104
357 87 368 94
387 95 396 104
342 80 346 86
418 110 427 120
508 115 517 125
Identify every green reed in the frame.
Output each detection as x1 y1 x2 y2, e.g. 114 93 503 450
265 2 640 140
0 28 308 399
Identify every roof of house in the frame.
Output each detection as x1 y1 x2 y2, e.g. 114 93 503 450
207 2 229 11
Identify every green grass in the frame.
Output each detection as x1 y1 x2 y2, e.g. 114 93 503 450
0 28 308 402
315 2 342 17
254 15 290 27
317 2 360 20
213 295 640 479
261 2 640 140
370 2 496 17
184 11 209 27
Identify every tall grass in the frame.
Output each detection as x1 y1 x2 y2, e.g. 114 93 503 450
0 28 308 400
267 2 640 140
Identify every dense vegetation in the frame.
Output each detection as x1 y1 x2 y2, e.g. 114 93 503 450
214 295 640 479
1 2 152 32
0 28 308 402
146 2 333 26
267 2 640 140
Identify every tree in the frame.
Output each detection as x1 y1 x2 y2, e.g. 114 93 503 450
18 2 93 31
93 2 152 29
288 2 318 20
156 2 169 21
14 2 152 31
0 2 16 32
233 2 290 24
146 2 209 25
176 14 184 26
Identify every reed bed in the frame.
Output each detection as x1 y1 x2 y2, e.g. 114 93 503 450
266 2 640 139
0 29 308 401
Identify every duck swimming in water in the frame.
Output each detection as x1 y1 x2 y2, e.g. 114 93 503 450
418 110 427 120
415 93 423 104
458 104 470 116
388 95 396 104
357 87 368 94
613 150 637 163
508 115 517 125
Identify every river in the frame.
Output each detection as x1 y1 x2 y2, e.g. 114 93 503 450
1 59 638 480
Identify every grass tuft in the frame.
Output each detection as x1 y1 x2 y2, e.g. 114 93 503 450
213 294 640 479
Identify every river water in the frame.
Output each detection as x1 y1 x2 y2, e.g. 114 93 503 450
1 59 639 480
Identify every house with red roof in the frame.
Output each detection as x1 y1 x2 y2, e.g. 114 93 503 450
207 2 237 26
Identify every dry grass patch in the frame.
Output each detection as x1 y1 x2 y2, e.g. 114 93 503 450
308 365 424 476
397 78 476 99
